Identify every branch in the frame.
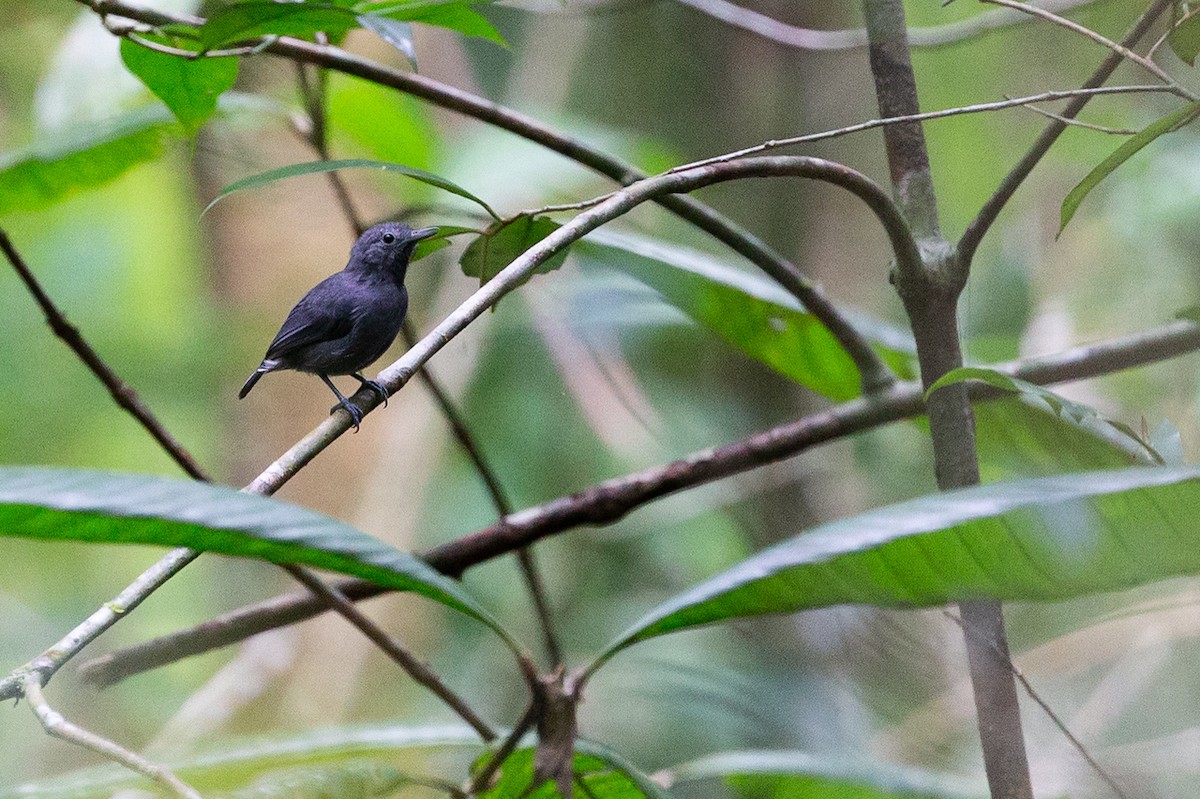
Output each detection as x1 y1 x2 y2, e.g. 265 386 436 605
22 676 204 799
87 0 895 395
77 317 1200 685
958 0 1174 267
669 0 1102 50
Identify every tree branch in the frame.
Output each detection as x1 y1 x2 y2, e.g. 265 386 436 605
958 0 1174 267
76 317 1200 686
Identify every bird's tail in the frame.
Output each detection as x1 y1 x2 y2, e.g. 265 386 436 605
239 367 268 399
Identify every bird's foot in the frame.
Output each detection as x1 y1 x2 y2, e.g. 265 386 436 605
330 398 365 432
362 379 389 407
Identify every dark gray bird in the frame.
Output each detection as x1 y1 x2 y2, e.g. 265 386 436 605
239 222 438 430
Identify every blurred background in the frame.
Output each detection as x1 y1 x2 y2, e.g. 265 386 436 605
3 0 1200 796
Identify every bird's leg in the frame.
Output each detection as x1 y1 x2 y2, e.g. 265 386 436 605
319 374 364 432
351 372 388 407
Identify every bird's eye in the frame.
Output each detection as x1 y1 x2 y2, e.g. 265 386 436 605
382 233 396 244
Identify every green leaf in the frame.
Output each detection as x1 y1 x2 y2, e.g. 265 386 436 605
575 231 916 401
202 158 498 218
591 465 1200 667
0 724 482 799
929 367 1157 464
120 39 239 134
413 224 477 261
0 105 179 217
201 2 359 49
1169 2 1200 65
476 743 669 799
0 467 505 635
667 751 984 799
356 13 416 66
460 216 571 287
358 1 505 44
1059 101 1200 235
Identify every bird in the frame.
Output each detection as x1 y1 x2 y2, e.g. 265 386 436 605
239 222 438 431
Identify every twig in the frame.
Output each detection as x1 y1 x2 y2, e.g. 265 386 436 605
979 0 1189 93
671 86 1172 171
467 704 538 796
281 565 496 741
75 316 1200 685
958 0 1174 268
670 0 1102 50
1146 3 1200 59
943 610 1131 799
1 230 206 478
1012 100 1136 134
82 0 896 396
22 676 204 799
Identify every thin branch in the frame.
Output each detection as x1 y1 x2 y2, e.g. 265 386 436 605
943 611 1131 799
22 677 204 799
75 317 1200 685
87 0 895 395
672 85 1173 171
1013 102 1136 134
959 0 1173 275
669 0 1103 50
467 704 538 796
281 565 496 741
979 0 1188 93
1 230 207 479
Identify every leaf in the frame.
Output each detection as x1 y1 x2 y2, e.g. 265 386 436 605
358 1 506 44
413 224 476 261
0 724 482 799
1169 2 1200 65
1059 101 1200 235
667 751 985 799
0 467 506 636
203 158 498 218
460 216 570 287
120 39 239 134
575 231 917 401
928 367 1157 464
356 14 416 67
0 105 179 217
591 465 1200 667
201 2 359 49
476 743 669 799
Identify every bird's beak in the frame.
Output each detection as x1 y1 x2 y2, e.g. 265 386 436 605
411 226 439 241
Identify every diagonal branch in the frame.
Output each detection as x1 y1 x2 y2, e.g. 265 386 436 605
76 317 1200 686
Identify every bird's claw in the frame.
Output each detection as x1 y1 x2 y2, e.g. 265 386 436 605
331 398 365 432
363 379 389 407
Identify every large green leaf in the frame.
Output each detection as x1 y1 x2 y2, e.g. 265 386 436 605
120 38 239 134
200 3 359 49
359 1 505 44
0 105 179 217
476 742 669 799
203 158 498 218
591 465 1200 667
0 724 482 799
667 751 984 799
575 232 916 401
1059 101 1200 234
0 467 504 634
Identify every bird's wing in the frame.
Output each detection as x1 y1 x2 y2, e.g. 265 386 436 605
262 276 358 362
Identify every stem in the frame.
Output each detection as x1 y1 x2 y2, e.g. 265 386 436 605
75 315 1200 685
862 1 1031 797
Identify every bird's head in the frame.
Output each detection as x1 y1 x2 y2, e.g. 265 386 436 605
349 222 439 281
